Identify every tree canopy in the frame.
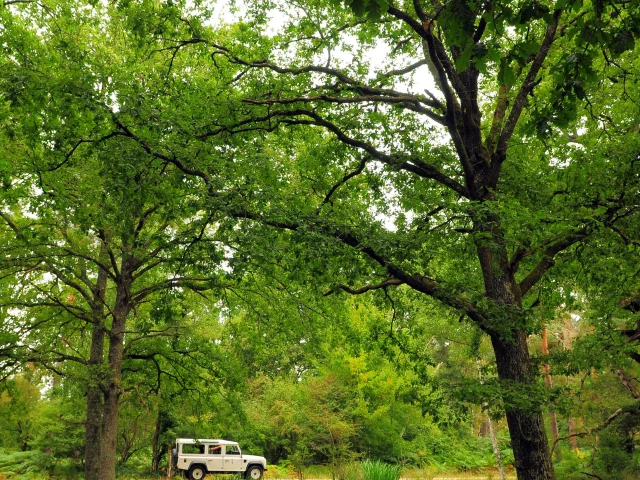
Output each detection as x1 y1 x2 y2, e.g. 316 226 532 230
1 1 640 480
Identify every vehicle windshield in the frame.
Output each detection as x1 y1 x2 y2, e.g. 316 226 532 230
226 445 240 455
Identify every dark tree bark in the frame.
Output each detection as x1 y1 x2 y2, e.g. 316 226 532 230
84 242 110 480
84 326 106 480
100 256 134 480
151 411 161 473
542 327 561 461
474 205 556 480
491 334 555 479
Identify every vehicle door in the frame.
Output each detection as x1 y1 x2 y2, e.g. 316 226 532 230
180 443 206 471
206 445 224 472
223 444 243 471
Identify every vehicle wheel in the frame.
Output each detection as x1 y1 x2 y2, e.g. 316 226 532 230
246 466 263 480
189 465 207 480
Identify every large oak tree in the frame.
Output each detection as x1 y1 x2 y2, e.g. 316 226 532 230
170 1 640 479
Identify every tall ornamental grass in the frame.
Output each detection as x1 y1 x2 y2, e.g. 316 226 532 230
361 460 402 480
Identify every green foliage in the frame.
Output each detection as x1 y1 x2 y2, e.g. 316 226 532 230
332 0 388 19
0 374 40 451
361 460 401 480
1 0 640 477
591 404 640 479
0 449 56 479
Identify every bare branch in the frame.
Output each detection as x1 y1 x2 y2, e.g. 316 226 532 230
381 59 428 78
211 43 362 85
616 368 640 398
3 0 39 4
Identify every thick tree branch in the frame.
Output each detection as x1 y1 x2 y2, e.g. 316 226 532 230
243 94 446 124
319 156 369 211
518 228 588 297
381 59 428 78
323 228 493 332
231 207 490 331
324 278 404 296
421 31 475 192
386 4 425 36
240 108 468 197
131 277 231 303
389 268 492 332
486 83 511 153
495 9 563 162
615 368 639 399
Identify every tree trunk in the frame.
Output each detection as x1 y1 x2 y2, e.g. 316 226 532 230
84 244 109 480
100 259 134 480
541 327 560 461
488 412 506 480
568 418 579 451
100 328 125 480
479 418 490 437
152 409 162 474
491 333 556 480
477 359 506 480
84 325 106 480
473 210 556 480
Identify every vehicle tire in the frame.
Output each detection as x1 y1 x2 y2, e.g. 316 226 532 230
189 465 207 480
245 466 263 480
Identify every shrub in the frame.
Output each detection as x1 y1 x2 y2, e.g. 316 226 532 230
0 449 56 478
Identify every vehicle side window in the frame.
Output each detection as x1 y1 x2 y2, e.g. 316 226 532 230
225 445 240 455
208 445 222 455
182 445 205 455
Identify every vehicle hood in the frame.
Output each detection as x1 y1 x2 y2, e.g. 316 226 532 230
243 454 266 464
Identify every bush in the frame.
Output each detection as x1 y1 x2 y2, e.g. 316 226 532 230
0 449 56 478
361 460 402 480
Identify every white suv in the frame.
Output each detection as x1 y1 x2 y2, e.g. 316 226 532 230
173 439 267 480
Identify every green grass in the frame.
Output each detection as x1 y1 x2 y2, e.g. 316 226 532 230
360 460 402 480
